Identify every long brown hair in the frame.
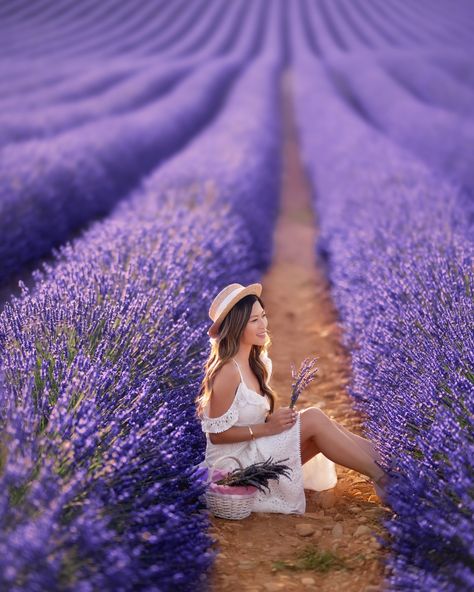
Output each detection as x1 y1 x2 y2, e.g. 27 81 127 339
195 294 277 417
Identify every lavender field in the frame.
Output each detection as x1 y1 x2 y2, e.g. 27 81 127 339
0 1 473 591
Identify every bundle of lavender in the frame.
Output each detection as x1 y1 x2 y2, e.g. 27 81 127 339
214 457 292 494
289 356 319 409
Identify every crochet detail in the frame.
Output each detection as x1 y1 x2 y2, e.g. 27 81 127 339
201 406 239 433
201 386 241 433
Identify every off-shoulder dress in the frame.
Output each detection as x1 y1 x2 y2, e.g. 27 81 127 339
196 352 337 514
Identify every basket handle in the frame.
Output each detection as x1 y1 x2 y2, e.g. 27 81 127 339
206 454 244 485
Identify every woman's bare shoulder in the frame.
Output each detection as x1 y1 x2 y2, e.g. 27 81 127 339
209 361 241 418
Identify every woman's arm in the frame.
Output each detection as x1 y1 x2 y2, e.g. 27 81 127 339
209 422 270 445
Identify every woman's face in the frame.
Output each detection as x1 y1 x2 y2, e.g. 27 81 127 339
240 300 268 346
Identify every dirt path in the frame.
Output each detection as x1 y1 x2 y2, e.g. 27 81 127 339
206 70 393 592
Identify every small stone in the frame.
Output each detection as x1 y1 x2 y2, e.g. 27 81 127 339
313 529 323 538
349 505 360 513
357 516 369 523
301 577 316 586
334 513 344 521
296 523 316 537
319 491 336 509
332 523 344 538
354 525 372 537
304 511 325 520
287 536 301 547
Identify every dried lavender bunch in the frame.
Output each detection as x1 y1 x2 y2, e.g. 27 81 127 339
289 357 319 408
215 457 292 494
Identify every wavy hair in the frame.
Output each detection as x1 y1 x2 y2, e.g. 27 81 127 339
195 294 277 417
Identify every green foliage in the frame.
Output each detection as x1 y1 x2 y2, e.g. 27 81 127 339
272 544 348 573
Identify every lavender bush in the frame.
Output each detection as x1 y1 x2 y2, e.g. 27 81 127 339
292 51 473 591
0 61 194 147
0 56 240 285
0 48 282 590
379 53 474 119
0 59 141 113
0 194 246 592
134 57 282 270
326 55 474 200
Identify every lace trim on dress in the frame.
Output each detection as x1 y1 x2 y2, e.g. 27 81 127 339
201 385 241 433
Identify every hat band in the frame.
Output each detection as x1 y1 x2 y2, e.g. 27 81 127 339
214 288 242 319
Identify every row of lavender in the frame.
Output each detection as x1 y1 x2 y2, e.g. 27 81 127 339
0 56 282 591
291 0 474 62
2 0 473 68
0 0 265 99
327 54 474 202
0 0 264 61
5 0 473 61
292 54 473 591
0 57 239 285
0 0 273 289
0 0 266 122
295 0 474 56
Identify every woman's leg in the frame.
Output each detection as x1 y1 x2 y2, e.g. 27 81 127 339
300 436 321 465
299 407 385 481
300 415 382 466
329 418 382 464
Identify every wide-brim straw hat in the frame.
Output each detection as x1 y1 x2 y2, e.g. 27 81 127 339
208 282 262 338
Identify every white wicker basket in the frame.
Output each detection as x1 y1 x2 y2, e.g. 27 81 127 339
205 455 258 520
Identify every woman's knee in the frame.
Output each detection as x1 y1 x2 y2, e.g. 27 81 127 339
300 407 327 439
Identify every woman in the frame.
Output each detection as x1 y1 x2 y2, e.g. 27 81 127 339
195 282 389 514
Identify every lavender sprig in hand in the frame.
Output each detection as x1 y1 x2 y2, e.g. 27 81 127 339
289 357 319 409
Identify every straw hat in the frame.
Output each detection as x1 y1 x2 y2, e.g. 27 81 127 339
208 282 262 338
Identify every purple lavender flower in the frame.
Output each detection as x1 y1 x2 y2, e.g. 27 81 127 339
289 357 319 409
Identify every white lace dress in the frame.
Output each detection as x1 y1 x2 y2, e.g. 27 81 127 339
196 353 337 514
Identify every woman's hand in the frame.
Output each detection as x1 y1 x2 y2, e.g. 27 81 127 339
265 406 298 435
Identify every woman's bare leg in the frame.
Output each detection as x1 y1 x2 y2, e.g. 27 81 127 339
300 436 321 464
301 417 382 466
329 418 382 464
299 408 385 481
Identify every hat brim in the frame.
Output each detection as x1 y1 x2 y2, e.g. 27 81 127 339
207 283 262 338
